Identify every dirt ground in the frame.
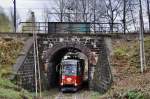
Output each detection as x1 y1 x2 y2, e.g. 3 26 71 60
43 89 101 99
105 65 150 98
42 58 150 98
42 39 150 99
42 67 150 99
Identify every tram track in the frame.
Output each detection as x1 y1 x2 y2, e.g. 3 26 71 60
43 90 83 99
43 90 91 99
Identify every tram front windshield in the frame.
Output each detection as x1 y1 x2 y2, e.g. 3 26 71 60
62 64 77 76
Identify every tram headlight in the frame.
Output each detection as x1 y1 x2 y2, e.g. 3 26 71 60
74 80 78 86
75 82 78 86
61 82 63 86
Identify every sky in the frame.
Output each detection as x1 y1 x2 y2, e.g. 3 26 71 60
0 0 149 31
0 0 55 21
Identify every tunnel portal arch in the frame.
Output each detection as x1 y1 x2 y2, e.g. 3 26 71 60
44 42 91 62
16 35 113 93
43 42 92 88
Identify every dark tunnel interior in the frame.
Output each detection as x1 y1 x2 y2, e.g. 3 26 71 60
47 47 89 90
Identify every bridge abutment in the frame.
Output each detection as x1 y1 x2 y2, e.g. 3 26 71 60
14 34 113 93
92 38 113 93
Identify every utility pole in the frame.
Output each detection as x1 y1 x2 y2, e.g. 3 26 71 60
32 12 38 97
13 0 16 32
139 0 146 73
32 12 42 98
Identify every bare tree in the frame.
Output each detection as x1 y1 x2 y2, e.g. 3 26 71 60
64 0 89 22
115 0 139 33
51 0 142 33
128 0 138 31
104 0 122 33
123 0 127 34
146 0 150 31
52 0 68 22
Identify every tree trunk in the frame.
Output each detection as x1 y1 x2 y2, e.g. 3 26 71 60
147 0 150 31
123 0 127 34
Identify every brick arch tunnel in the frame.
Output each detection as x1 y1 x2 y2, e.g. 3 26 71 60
41 40 113 93
16 38 113 93
43 42 91 89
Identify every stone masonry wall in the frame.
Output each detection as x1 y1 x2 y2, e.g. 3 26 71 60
16 34 112 93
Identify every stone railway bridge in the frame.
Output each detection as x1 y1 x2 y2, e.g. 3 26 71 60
1 32 149 93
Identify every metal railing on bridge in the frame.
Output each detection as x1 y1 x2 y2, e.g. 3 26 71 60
20 22 48 34
20 22 122 34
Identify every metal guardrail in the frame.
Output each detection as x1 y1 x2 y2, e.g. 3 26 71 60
20 22 48 34
91 22 122 33
20 22 122 34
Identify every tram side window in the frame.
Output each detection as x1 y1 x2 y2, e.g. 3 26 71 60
77 62 81 76
59 65 62 75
